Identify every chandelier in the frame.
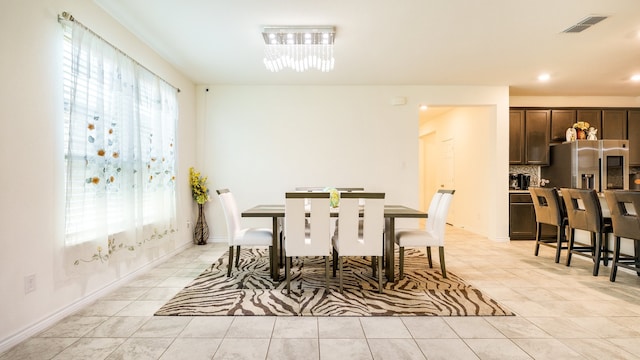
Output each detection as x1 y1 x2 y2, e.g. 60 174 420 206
262 26 335 73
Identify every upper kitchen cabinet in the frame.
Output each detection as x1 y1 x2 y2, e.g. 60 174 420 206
524 110 550 165
601 109 627 139
576 109 602 134
550 109 576 143
629 110 640 165
510 109 550 165
509 110 525 164
510 107 640 165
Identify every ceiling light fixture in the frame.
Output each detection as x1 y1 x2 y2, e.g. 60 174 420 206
262 26 335 72
631 74 640 82
538 73 551 82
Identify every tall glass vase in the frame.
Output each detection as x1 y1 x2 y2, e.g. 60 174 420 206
193 203 209 245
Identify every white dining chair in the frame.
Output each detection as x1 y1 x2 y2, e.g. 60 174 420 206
284 192 332 294
216 189 273 277
332 192 385 293
395 189 455 279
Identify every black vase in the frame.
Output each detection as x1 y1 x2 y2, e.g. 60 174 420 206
194 203 209 245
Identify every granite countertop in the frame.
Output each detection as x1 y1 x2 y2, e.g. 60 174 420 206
509 189 531 193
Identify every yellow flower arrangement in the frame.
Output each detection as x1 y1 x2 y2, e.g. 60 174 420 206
323 187 340 208
189 167 210 204
572 121 590 131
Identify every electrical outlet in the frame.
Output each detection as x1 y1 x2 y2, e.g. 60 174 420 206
24 274 36 294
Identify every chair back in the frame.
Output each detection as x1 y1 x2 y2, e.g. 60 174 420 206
604 190 640 240
294 187 325 192
425 192 443 230
294 187 364 192
530 187 565 227
285 192 331 257
216 189 241 244
336 192 385 256
431 191 454 243
560 188 604 233
427 189 455 230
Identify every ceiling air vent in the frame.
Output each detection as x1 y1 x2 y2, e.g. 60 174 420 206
562 15 608 33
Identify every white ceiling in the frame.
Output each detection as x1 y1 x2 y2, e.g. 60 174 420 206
94 0 640 96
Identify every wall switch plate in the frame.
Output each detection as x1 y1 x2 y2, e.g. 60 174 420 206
186 220 191 229
24 274 36 294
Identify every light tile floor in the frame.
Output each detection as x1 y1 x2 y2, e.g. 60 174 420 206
2 226 640 359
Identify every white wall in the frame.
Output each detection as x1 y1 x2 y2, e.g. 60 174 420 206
0 0 196 350
200 85 510 243
420 107 495 237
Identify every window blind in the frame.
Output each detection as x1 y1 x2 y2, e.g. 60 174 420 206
62 20 177 246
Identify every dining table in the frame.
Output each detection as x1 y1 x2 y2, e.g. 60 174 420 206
241 204 427 282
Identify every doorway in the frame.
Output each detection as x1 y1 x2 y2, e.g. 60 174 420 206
419 105 500 235
419 131 438 227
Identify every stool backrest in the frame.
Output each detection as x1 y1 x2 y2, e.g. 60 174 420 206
530 187 565 227
560 188 604 233
604 190 640 240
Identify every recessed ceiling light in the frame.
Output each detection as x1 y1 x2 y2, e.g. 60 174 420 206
419 104 428 111
538 73 551 82
631 74 640 81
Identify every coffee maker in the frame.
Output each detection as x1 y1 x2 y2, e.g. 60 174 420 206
509 174 519 189
509 173 531 190
518 174 531 190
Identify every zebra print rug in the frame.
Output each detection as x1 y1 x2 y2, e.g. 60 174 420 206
155 248 513 316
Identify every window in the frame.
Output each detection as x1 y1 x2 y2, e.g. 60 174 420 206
62 20 177 248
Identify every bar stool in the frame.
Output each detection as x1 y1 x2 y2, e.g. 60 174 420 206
529 187 568 263
560 188 612 276
603 190 640 282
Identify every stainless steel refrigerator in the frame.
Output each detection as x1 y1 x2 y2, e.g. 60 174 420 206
541 140 629 192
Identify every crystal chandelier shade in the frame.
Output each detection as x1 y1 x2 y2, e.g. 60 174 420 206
262 26 336 73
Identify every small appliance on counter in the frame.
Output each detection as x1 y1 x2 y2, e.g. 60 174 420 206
509 173 519 189
630 171 640 190
509 173 531 190
518 174 531 190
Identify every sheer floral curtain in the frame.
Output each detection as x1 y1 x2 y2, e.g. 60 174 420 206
62 19 177 271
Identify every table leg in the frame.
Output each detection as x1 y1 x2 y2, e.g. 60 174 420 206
385 217 395 282
271 216 280 281
635 240 640 275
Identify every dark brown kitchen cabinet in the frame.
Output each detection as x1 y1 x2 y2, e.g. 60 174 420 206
576 109 602 134
509 192 558 240
629 110 640 165
550 109 576 143
509 109 550 165
524 110 550 165
509 110 525 164
601 109 627 140
509 193 536 240
510 106 640 166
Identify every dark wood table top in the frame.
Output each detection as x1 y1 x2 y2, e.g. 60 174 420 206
242 204 427 218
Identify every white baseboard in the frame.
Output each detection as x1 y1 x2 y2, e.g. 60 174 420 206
494 236 511 243
0 241 192 354
209 236 227 243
